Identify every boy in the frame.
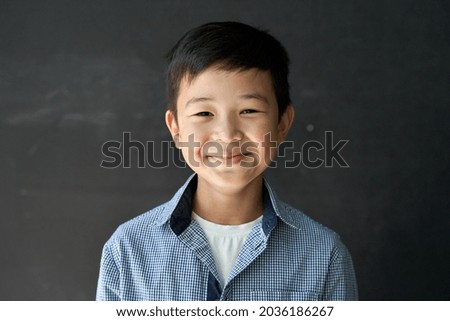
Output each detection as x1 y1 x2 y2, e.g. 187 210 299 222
96 21 358 300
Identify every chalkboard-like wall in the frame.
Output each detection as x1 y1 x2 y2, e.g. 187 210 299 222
0 0 449 300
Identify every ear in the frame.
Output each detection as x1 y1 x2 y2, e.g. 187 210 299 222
277 105 295 143
165 110 180 147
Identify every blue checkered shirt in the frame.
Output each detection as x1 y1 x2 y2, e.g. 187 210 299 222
96 174 358 301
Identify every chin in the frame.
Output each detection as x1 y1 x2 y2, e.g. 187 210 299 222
199 168 264 189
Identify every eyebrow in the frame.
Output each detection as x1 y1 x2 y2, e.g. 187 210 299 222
185 97 214 108
238 93 270 105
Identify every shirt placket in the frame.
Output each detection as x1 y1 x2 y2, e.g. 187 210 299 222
177 221 222 300
219 226 268 301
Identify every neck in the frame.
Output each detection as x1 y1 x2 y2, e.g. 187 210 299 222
192 175 264 225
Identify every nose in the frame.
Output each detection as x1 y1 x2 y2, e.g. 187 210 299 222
212 114 243 143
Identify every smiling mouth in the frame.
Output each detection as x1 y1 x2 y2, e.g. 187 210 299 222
207 151 251 158
206 152 253 164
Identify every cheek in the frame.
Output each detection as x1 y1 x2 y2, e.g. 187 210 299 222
178 122 208 139
178 127 204 147
178 130 208 164
255 125 279 161
252 123 279 145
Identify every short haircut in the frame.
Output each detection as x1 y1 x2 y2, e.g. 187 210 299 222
166 21 291 120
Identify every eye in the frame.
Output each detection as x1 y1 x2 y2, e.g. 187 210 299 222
194 111 213 117
241 109 258 114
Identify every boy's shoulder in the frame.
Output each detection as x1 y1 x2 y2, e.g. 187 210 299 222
109 200 173 241
274 199 342 244
108 176 194 242
264 181 342 245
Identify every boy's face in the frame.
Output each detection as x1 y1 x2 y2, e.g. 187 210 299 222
166 66 294 192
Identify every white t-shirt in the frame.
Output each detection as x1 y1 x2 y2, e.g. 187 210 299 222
192 212 263 286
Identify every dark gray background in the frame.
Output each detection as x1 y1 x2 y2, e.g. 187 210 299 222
1 0 449 300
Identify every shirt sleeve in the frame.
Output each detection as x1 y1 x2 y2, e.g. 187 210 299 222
321 238 358 300
96 242 121 301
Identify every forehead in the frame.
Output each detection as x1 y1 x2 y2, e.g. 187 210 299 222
176 67 276 108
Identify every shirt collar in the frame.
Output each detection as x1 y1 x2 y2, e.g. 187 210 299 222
154 174 300 235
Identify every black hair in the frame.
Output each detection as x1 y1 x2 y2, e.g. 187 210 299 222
166 21 291 120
